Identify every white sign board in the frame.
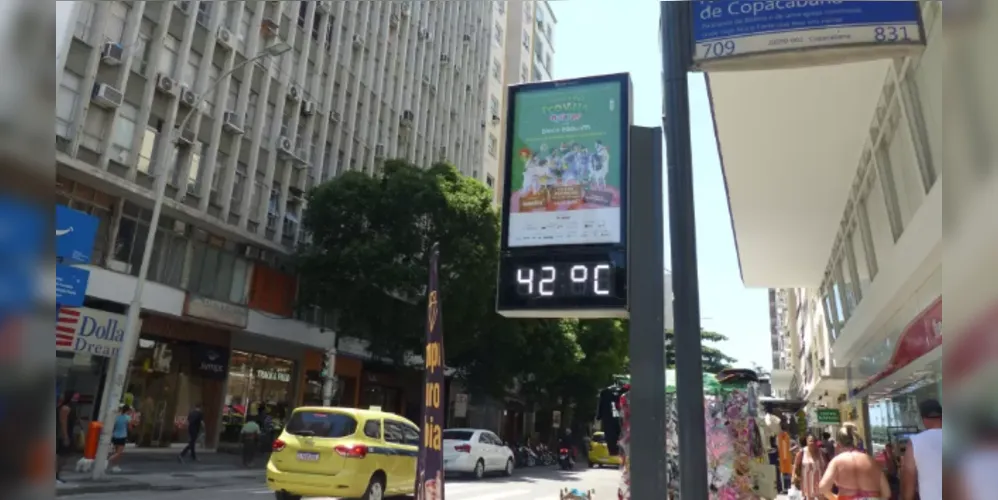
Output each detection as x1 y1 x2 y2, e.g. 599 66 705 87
454 393 469 418
56 306 136 358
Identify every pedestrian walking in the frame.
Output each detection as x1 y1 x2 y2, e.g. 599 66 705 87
792 435 827 500
818 423 890 499
240 416 262 467
901 399 942 500
107 404 132 473
55 391 80 484
179 403 204 463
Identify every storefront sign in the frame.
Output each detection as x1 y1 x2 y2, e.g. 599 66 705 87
56 204 99 263
183 294 248 328
814 408 841 425
55 263 90 307
852 297 942 395
191 344 230 379
55 306 133 358
255 368 291 382
691 1 926 72
415 244 445 499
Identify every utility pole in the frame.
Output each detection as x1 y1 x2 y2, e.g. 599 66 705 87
661 2 710 497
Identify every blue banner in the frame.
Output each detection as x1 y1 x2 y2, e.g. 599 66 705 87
55 264 90 307
0 198 44 260
56 205 99 264
691 1 924 69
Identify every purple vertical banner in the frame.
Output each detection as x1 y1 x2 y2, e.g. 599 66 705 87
416 242 445 500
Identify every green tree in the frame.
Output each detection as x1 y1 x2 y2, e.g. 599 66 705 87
297 160 501 369
665 328 738 373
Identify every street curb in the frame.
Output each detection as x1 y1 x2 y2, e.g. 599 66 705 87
55 475 264 497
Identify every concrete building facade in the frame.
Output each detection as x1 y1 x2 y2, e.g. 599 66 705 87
712 2 942 445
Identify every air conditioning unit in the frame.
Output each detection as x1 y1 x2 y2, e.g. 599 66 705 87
301 100 316 116
352 35 364 49
222 111 244 134
175 127 196 147
331 111 341 122
462 33 471 43
454 64 462 74
401 3 411 17
261 18 280 38
418 29 431 41
100 42 124 65
440 54 450 64
287 85 301 102
422 75 431 86
278 136 295 157
155 74 177 95
491 114 501 124
179 86 199 108
216 26 234 50
389 14 399 28
90 83 123 109
318 0 334 13
403 110 414 121
400 110 414 128
375 144 385 158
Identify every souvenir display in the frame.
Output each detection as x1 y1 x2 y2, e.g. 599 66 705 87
616 370 767 500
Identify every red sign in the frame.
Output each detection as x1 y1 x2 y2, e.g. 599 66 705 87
854 297 942 394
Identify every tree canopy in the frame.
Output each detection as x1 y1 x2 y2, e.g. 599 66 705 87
296 159 631 411
665 328 738 374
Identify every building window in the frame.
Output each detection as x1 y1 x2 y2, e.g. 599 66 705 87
492 59 502 81
490 95 500 117
486 174 495 188
833 259 852 323
56 72 82 138
521 63 529 83
847 230 871 298
522 32 530 50
488 134 498 157
855 198 879 280
494 23 503 45
188 240 251 304
221 351 296 443
110 104 139 162
872 145 905 242
864 170 895 271
496 1 505 14
842 238 863 306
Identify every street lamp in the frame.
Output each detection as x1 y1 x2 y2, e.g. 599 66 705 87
90 41 291 479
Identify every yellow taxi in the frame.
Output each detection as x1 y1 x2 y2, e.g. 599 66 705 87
587 431 623 468
267 406 420 500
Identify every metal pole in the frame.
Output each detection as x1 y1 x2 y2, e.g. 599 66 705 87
661 2 710 497
91 44 289 479
627 125 668 496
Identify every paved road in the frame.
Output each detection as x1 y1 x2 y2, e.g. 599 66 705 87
66 466 622 500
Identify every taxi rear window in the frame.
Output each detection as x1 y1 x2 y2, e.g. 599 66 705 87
286 411 357 438
592 434 606 443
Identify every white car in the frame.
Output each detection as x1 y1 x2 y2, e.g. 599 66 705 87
442 428 515 479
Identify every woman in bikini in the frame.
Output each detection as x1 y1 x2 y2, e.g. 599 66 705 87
819 423 892 499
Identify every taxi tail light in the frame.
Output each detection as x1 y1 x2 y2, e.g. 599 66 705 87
272 439 286 452
559 448 569 454
454 444 472 453
334 444 368 459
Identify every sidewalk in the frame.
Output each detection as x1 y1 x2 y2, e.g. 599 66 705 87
56 449 269 496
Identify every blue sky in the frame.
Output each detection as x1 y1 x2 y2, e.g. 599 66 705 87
551 0 773 370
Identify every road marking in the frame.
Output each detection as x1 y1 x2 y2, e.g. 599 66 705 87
448 489 531 500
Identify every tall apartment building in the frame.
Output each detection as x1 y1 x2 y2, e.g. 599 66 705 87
52 0 555 448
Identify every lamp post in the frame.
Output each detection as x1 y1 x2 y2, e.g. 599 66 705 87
90 41 292 479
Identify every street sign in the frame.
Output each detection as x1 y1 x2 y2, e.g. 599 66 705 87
55 263 90 307
56 204 99 263
815 408 842 425
496 73 632 319
690 0 925 72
